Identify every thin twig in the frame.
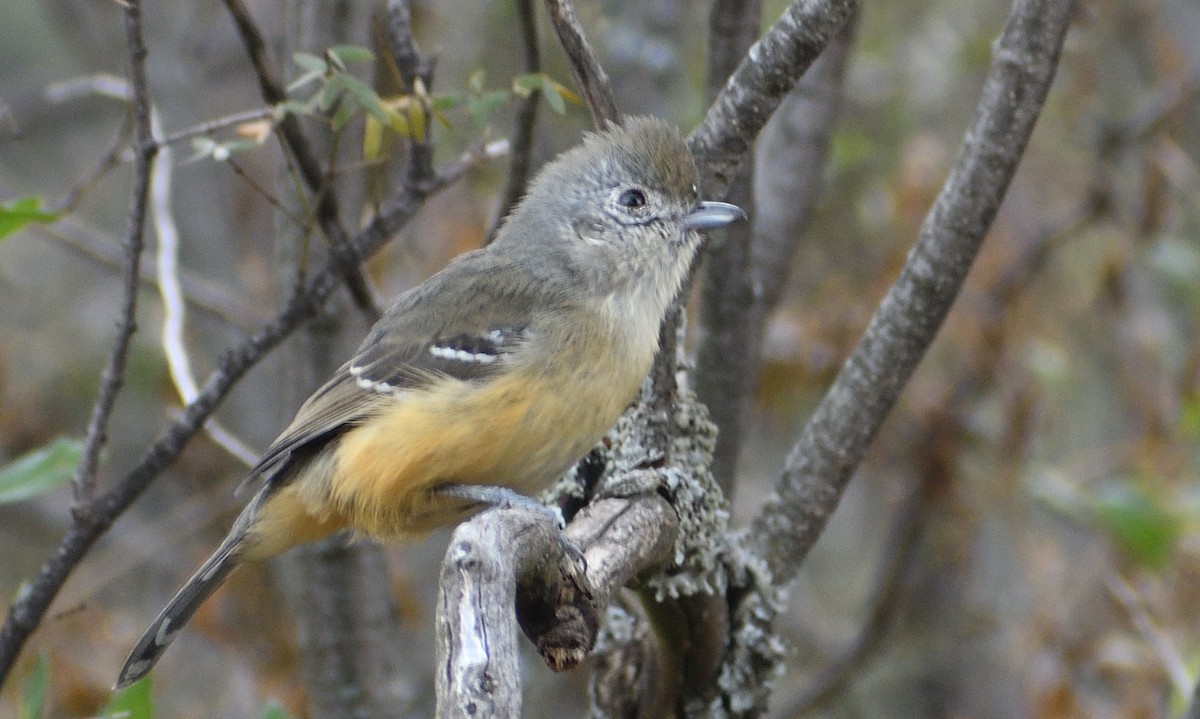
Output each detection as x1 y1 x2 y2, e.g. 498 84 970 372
70 0 158 509
0 143 501 689
542 0 618 129
747 0 1077 581
156 106 276 147
220 0 382 321
42 73 131 104
485 0 541 243
224 155 308 228
149 109 259 466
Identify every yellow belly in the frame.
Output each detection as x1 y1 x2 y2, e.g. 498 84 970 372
306 365 636 539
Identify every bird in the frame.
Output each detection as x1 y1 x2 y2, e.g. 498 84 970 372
115 115 745 689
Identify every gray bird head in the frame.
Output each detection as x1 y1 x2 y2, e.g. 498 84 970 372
494 116 745 311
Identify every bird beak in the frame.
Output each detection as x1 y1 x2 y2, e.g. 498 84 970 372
680 201 747 231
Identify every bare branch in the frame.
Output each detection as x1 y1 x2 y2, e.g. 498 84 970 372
436 508 575 719
689 0 860 197
747 0 1077 581
666 0 857 470
286 539 422 717
706 0 763 102
564 495 680 610
705 14 857 497
543 0 618 129
71 0 157 508
155 106 275 147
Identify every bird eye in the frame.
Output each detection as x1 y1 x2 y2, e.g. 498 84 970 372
617 188 647 209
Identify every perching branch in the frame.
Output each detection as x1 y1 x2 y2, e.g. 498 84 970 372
436 508 570 719
748 0 1077 581
436 496 678 717
542 0 618 129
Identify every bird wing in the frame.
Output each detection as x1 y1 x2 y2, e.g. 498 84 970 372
248 251 552 485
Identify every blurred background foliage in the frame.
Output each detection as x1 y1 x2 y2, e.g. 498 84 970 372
0 0 1198 717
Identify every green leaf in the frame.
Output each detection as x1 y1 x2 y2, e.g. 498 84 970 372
0 196 60 239
341 75 389 123
292 52 328 75
101 674 153 719
468 90 509 126
330 100 357 131
0 438 83 504
274 99 314 120
541 80 565 114
257 700 296 719
512 73 544 97
317 74 346 113
545 78 580 107
286 70 325 93
328 45 374 64
1092 485 1182 570
430 92 464 112
19 654 48 719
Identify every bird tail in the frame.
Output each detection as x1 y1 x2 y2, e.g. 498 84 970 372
114 487 270 689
